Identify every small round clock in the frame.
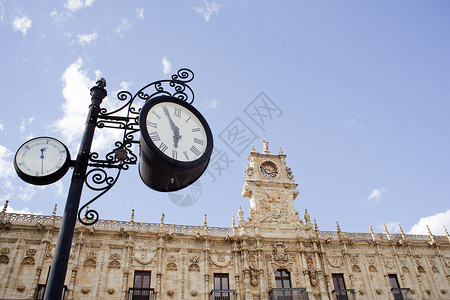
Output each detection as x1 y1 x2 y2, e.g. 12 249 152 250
139 95 213 192
14 137 71 185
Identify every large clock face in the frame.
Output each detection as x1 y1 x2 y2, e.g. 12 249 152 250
144 101 208 162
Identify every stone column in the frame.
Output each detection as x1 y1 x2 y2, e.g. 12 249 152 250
313 243 327 300
67 234 83 300
2 239 25 298
122 237 133 300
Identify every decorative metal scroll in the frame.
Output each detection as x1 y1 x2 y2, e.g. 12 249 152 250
78 68 195 226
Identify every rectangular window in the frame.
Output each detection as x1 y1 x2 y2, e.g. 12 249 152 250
132 271 151 300
213 273 230 300
275 269 291 289
389 274 404 300
332 274 348 300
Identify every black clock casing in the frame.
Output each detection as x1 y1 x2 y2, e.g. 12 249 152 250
138 96 213 192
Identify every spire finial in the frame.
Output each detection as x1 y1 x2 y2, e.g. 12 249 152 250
383 223 391 240
336 221 342 239
238 206 244 221
427 225 436 244
160 212 165 224
444 226 450 242
2 200 9 214
279 147 283 155
52 204 57 216
204 214 207 227
251 144 255 152
314 219 318 231
304 209 311 223
262 139 270 153
336 221 341 233
232 215 235 227
398 224 406 240
130 209 135 222
369 224 375 241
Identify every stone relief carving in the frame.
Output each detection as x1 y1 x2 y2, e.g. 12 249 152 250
326 256 344 268
0 255 9 264
26 249 36 257
245 165 254 177
249 266 259 286
402 266 409 273
369 265 377 272
384 257 395 269
166 262 177 271
285 167 294 180
22 256 35 265
109 252 121 261
260 192 289 223
189 263 200 272
272 243 289 263
210 251 232 268
134 248 158 265
352 264 361 272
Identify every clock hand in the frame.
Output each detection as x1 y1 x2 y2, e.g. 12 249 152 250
40 148 46 175
162 106 182 148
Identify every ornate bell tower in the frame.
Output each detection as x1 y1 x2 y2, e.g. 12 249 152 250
241 140 304 232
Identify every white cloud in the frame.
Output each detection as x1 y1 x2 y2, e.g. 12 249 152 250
116 18 131 38
12 16 32 36
345 115 364 131
366 187 387 205
0 2 5 22
65 0 95 12
194 0 220 22
376 221 401 234
204 99 221 109
19 117 34 136
0 123 4 131
2 202 42 215
408 209 450 235
0 145 14 180
136 7 144 20
77 31 97 46
162 57 172 75
55 58 122 155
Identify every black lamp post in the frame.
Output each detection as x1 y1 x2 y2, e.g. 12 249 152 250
38 69 198 299
43 79 107 299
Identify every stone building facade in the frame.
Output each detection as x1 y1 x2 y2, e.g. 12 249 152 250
0 141 449 300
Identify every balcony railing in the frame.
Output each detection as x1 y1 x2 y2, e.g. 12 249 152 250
210 289 236 300
35 284 68 300
391 288 413 300
128 287 156 300
332 289 357 300
268 288 308 300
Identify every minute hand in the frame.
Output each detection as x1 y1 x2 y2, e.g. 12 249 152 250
162 106 182 148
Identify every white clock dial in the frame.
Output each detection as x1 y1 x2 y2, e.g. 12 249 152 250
15 137 69 177
145 102 207 162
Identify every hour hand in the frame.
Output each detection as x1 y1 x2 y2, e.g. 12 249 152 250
162 106 182 148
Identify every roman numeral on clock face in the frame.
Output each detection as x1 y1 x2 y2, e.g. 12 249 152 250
150 131 160 141
172 150 178 159
191 128 200 132
159 143 168 153
190 145 201 157
194 138 203 145
147 121 157 128
173 107 181 118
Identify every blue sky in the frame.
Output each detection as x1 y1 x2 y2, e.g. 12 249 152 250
1 0 449 236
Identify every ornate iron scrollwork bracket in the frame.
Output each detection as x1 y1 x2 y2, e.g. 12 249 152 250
78 68 195 226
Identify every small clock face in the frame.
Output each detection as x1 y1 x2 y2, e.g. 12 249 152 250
144 101 208 162
14 137 71 185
